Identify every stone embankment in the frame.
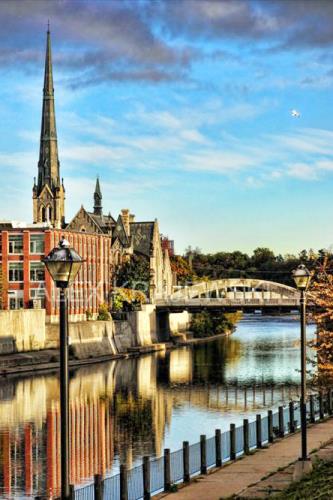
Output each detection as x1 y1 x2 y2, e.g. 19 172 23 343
0 307 192 375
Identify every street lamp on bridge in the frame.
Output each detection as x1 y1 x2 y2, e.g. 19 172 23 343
43 238 84 499
292 264 312 479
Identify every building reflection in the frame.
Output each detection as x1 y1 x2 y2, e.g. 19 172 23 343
0 334 301 498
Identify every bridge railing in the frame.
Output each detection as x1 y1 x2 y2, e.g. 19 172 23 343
156 298 300 307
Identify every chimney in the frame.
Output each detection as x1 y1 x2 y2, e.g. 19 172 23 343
129 213 135 223
121 209 130 236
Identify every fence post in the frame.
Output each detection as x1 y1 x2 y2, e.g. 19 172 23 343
120 464 128 500
143 456 151 500
256 414 262 449
164 448 171 492
278 406 284 437
243 419 249 454
319 392 324 420
215 429 222 467
94 474 104 500
183 441 190 482
310 394 315 423
289 401 295 433
230 423 236 460
200 435 207 474
268 410 273 443
69 485 75 500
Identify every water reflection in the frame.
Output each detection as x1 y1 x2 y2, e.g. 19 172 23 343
0 315 315 498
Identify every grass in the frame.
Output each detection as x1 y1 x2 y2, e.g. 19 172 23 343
273 459 333 499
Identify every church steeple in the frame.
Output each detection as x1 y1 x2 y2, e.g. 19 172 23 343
33 27 65 228
94 177 103 216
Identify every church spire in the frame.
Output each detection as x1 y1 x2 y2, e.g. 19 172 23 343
33 28 65 228
94 177 103 216
37 26 60 191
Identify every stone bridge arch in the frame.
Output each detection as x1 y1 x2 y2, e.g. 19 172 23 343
170 279 298 301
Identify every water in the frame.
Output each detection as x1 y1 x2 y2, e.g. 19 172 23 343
0 315 315 498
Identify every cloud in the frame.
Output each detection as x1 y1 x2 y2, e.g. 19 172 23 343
287 163 318 180
0 0 196 85
0 0 333 88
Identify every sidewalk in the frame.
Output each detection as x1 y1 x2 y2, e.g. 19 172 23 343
160 418 333 500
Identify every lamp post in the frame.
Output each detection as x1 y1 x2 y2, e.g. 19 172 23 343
43 239 84 499
292 264 312 479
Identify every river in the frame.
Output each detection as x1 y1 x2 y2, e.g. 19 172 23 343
0 315 315 498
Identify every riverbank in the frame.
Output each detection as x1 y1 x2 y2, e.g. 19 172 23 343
0 329 235 377
160 417 333 500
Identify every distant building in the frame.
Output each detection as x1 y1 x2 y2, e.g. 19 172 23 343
0 28 173 320
161 235 175 257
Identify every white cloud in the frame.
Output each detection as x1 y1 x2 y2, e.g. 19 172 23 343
287 163 318 180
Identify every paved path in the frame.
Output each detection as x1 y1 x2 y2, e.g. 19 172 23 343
160 418 333 500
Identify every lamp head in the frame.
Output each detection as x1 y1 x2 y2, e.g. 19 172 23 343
292 264 311 291
43 238 84 288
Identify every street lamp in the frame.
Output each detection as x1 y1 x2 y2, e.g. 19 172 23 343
292 264 312 479
43 238 84 499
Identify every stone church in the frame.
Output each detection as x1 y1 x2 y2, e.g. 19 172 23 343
31 28 173 302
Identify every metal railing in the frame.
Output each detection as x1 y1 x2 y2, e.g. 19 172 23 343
69 390 333 500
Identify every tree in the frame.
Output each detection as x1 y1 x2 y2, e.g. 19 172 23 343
309 253 333 388
116 254 150 292
170 255 197 284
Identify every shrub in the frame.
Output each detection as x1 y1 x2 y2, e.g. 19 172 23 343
85 309 93 320
190 311 242 338
97 303 111 321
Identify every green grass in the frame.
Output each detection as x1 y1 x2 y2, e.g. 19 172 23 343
273 459 333 499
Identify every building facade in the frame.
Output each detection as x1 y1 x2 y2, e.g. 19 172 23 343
0 225 113 322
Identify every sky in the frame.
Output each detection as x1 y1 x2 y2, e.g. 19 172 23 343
0 0 333 255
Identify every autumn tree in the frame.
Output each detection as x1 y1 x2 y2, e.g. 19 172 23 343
309 254 333 388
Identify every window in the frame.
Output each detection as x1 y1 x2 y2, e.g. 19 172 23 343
30 234 45 254
9 235 23 254
8 291 24 309
9 262 23 282
30 262 45 282
30 287 45 299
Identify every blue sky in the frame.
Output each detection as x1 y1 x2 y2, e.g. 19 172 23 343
0 0 333 255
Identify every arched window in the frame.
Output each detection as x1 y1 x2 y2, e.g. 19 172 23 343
41 207 46 222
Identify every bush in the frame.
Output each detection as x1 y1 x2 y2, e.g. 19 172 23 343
97 303 111 321
190 311 242 339
111 288 146 312
85 309 93 321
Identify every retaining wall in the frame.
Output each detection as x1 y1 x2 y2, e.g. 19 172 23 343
0 309 46 353
0 306 190 357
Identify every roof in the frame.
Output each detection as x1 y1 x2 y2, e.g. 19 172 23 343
113 215 131 247
87 212 116 228
130 221 155 257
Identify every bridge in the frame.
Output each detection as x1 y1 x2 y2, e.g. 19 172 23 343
156 278 300 312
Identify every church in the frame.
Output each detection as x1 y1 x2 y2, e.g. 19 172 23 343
0 28 173 320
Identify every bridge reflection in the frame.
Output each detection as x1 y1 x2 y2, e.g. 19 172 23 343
0 338 305 497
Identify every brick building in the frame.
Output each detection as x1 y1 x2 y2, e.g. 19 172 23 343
0 224 112 322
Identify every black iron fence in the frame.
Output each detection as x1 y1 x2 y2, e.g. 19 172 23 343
69 391 332 500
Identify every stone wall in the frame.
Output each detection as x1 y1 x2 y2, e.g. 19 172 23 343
0 306 190 357
46 320 118 359
0 309 46 353
169 311 191 333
